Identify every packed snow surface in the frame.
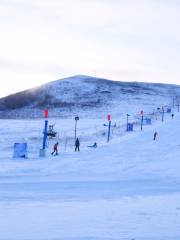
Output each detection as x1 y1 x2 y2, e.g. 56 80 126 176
0 107 180 239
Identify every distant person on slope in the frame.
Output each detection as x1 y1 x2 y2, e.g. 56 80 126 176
88 142 97 148
153 131 158 141
75 138 80 152
171 113 174 119
51 142 59 156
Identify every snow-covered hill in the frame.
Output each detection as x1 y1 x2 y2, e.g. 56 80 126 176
0 76 180 239
0 75 180 118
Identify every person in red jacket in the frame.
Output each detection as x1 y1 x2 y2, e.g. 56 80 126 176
51 142 59 156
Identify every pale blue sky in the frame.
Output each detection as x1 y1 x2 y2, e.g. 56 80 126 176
0 0 180 96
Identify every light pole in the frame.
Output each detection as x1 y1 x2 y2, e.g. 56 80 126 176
126 114 130 131
74 116 79 143
161 106 164 122
177 99 180 112
107 114 111 142
140 110 144 131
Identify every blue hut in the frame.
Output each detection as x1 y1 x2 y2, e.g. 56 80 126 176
13 143 28 158
146 118 152 125
127 123 133 131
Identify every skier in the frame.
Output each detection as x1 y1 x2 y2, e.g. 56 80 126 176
51 142 59 156
75 138 80 152
88 142 97 148
153 131 158 141
171 113 174 119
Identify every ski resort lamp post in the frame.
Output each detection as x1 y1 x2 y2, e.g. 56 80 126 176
74 116 79 143
161 106 165 122
126 114 130 132
177 99 180 112
140 110 144 131
173 97 175 108
107 114 111 142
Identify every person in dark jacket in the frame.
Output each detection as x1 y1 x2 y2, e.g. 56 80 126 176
171 113 174 119
51 142 59 155
88 142 97 148
75 138 80 152
153 131 158 141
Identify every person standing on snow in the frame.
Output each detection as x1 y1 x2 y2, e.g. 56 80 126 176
51 142 59 156
75 138 80 152
153 131 158 141
171 113 174 119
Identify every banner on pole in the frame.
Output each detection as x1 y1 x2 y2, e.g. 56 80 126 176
13 143 27 158
44 109 49 118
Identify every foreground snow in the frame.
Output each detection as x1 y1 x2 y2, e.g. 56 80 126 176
0 110 180 239
0 194 180 240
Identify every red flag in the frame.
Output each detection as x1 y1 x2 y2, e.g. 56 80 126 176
44 109 49 118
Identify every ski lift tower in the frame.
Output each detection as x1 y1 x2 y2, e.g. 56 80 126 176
39 109 49 157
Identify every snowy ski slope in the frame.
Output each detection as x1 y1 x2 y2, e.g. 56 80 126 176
0 104 180 239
